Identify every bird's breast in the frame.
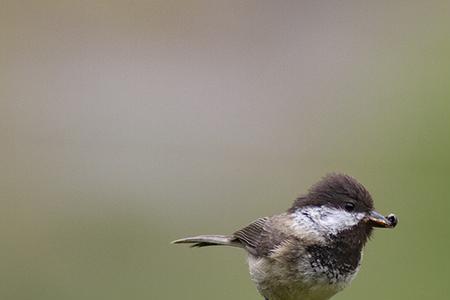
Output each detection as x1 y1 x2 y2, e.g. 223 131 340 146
247 243 361 300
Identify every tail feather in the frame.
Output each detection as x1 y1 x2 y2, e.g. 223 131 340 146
172 235 240 248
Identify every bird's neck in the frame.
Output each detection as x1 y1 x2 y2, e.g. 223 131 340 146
307 225 369 280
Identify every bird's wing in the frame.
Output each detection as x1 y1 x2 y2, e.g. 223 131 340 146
232 217 269 254
232 216 289 257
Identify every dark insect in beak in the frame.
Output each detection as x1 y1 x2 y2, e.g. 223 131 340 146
367 211 398 228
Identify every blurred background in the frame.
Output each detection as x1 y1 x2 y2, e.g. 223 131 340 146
1 1 450 299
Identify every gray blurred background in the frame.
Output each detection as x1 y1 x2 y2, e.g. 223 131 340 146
1 1 450 299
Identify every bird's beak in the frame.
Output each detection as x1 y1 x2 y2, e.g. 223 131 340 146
367 211 398 228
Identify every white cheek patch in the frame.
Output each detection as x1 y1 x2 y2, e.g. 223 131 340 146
293 206 366 236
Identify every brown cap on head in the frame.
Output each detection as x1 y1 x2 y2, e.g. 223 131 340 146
288 173 373 213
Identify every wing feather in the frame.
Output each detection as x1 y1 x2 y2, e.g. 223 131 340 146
232 215 293 257
232 217 270 256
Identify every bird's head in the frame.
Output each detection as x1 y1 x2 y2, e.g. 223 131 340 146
289 173 397 241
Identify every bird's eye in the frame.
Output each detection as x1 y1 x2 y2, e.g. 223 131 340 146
344 202 355 212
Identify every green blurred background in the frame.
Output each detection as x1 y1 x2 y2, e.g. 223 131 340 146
1 1 450 299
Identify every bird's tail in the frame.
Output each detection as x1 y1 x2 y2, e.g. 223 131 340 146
172 235 240 248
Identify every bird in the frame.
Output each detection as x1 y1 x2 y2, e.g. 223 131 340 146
172 173 398 300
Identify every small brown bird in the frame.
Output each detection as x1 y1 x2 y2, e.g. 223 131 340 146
173 173 397 300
